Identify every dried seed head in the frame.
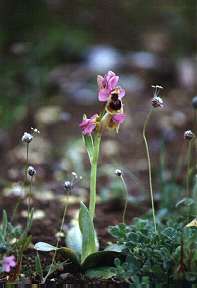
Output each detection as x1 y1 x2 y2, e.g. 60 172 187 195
152 85 164 89
151 96 164 108
21 132 33 144
115 169 122 177
27 166 36 177
184 130 193 141
64 181 72 192
192 96 197 109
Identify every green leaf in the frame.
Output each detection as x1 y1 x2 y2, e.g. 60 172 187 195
82 134 94 163
35 253 43 279
34 242 58 252
21 235 32 250
66 222 82 255
85 266 116 279
176 197 194 208
57 247 80 267
82 250 124 270
79 202 97 263
105 244 124 252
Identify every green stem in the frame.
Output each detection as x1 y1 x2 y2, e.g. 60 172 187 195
25 143 29 184
43 192 70 284
120 174 128 224
27 176 33 217
89 133 101 221
194 110 197 175
12 143 30 221
186 141 192 197
143 108 157 233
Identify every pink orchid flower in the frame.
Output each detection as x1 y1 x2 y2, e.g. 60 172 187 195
80 114 98 135
2 255 16 273
97 71 125 102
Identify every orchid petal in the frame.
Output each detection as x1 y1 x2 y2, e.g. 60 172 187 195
108 76 119 91
118 87 125 98
105 71 116 81
98 89 109 102
97 75 104 89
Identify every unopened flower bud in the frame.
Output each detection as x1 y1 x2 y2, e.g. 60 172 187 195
72 172 78 179
192 96 197 109
151 96 164 108
184 130 193 141
64 181 72 192
115 169 122 177
22 132 33 144
31 127 40 134
27 166 36 177
0 244 7 254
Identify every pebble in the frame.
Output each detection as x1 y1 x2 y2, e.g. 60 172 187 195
126 51 159 70
86 45 122 73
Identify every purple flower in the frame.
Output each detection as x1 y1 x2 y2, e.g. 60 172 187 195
112 113 126 124
97 71 125 102
2 256 16 273
80 114 98 135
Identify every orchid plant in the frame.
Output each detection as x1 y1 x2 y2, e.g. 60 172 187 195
34 71 126 281
80 71 126 221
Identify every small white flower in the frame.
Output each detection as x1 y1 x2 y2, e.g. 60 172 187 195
64 181 73 192
115 169 122 177
184 130 193 141
27 166 36 177
21 132 33 143
31 127 40 134
151 96 164 108
72 172 78 179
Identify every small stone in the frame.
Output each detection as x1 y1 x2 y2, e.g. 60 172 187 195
60 273 72 280
86 45 122 73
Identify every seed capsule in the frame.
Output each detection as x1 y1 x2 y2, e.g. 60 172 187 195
0 245 7 254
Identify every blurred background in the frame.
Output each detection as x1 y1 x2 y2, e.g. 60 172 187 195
0 0 197 210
